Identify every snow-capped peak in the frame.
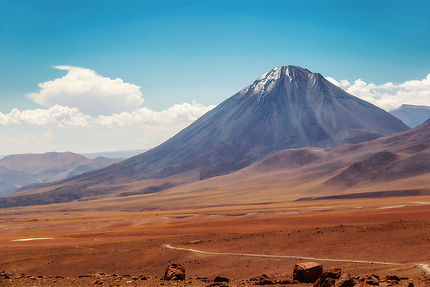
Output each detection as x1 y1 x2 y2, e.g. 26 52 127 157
239 65 312 97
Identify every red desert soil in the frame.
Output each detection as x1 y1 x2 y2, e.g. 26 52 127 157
0 196 429 286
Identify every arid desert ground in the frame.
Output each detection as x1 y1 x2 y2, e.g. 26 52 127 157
0 195 429 286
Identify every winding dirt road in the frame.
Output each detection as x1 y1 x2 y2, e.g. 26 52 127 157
164 244 430 275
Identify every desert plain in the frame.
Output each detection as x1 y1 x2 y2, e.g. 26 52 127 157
0 193 429 286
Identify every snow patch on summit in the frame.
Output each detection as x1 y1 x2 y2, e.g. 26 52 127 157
239 66 311 99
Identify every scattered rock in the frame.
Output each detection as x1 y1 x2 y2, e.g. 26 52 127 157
214 276 229 282
365 274 380 286
293 262 323 283
314 268 343 286
335 274 355 287
324 269 342 279
254 274 274 285
313 277 335 287
250 274 274 285
163 263 186 281
385 275 400 281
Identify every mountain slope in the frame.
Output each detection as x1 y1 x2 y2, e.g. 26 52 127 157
72 66 409 182
108 119 430 209
0 152 122 195
4 120 428 210
1 65 410 207
390 104 430 128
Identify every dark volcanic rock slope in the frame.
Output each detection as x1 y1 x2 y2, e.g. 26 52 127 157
75 66 409 183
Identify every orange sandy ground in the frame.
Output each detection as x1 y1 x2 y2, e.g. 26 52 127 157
0 196 429 286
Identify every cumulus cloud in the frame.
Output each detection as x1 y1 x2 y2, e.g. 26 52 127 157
0 102 214 129
27 66 144 116
326 77 350 88
328 73 430 111
0 105 90 128
1 65 218 153
95 102 215 127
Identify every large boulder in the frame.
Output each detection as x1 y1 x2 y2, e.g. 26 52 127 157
293 262 323 283
163 264 185 281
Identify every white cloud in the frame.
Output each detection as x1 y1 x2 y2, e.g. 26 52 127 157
328 73 430 111
0 65 218 154
27 66 144 116
0 101 215 154
95 102 215 127
0 105 90 128
326 77 340 86
0 103 214 128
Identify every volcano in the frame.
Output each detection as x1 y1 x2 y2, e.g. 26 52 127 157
2 65 410 207
96 65 408 181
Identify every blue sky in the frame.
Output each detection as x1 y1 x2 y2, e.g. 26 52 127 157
0 0 429 154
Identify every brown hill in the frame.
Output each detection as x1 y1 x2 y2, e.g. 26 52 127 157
0 152 122 196
0 121 429 210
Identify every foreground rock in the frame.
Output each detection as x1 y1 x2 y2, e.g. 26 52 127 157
334 274 354 287
214 276 229 282
314 269 348 287
163 264 185 281
250 274 275 285
293 262 323 283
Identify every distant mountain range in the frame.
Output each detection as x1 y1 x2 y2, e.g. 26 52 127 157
0 65 412 208
390 104 430 128
0 152 122 195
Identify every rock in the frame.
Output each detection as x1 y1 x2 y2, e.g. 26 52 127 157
293 262 323 283
365 274 379 286
324 269 342 279
335 274 355 287
314 268 343 286
213 276 229 282
314 277 335 287
251 274 274 285
163 264 186 281
385 275 400 281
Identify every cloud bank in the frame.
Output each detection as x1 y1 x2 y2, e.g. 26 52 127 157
328 73 430 111
1 66 215 154
1 66 214 128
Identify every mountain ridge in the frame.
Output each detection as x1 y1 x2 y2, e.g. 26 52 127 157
0 152 122 195
1 65 410 206
390 104 430 128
